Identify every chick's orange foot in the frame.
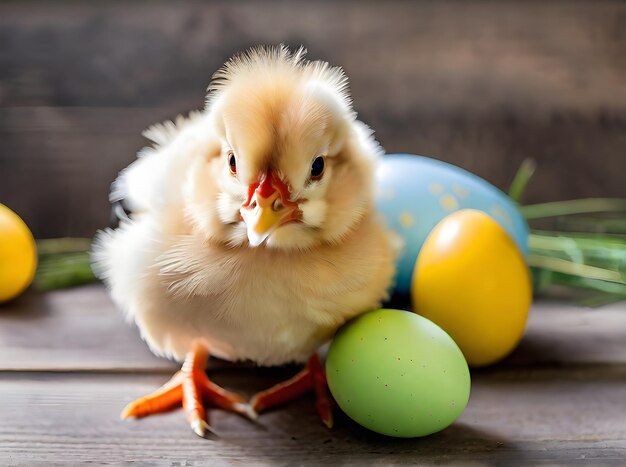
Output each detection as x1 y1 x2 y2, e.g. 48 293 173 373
120 343 255 437
251 354 335 428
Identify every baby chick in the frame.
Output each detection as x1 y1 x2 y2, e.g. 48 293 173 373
93 45 397 437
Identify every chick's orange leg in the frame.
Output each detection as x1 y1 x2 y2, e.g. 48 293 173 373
181 342 213 437
121 342 253 437
309 353 335 429
250 354 334 428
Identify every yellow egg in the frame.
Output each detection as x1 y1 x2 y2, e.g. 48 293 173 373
411 209 531 367
0 204 37 303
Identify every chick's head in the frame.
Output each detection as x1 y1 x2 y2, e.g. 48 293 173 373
185 46 382 250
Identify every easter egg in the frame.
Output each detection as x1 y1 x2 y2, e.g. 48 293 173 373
376 154 529 294
412 210 532 367
326 309 470 438
0 204 37 303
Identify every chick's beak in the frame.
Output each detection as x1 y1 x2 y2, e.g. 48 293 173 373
240 171 300 247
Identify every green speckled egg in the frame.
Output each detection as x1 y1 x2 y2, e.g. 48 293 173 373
326 309 471 438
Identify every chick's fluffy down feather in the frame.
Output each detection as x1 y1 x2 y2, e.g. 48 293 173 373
93 46 398 365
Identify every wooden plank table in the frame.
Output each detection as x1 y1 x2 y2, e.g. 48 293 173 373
1 285 625 464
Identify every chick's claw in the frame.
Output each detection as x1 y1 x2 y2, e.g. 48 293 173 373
121 343 254 437
120 371 184 419
251 354 334 428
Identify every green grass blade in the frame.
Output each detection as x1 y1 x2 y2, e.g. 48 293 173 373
508 158 537 203
527 254 624 283
521 198 626 220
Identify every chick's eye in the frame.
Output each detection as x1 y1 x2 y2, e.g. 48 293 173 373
228 152 237 174
311 156 325 179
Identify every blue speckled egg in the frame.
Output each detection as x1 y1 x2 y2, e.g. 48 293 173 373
376 154 529 294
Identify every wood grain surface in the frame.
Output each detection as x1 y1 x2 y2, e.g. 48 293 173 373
1 369 626 465
1 285 625 463
2 286 626 372
0 285 175 372
1 1 625 238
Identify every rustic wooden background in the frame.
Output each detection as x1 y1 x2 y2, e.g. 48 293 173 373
1 0 625 238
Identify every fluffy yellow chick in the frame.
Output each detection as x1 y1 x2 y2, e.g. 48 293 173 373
92 45 397 437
